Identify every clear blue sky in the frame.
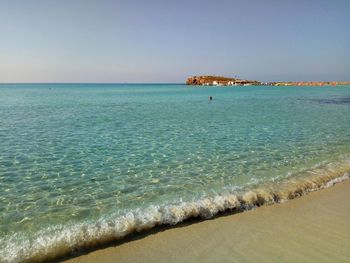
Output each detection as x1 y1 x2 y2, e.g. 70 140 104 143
1 0 349 83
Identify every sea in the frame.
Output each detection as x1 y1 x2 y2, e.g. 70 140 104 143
1 83 350 262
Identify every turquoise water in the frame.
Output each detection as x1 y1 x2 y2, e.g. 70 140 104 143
1 84 350 262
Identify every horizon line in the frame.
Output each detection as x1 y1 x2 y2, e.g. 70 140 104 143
0 82 184 85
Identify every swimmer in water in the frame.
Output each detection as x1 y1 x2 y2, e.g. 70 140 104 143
209 96 213 101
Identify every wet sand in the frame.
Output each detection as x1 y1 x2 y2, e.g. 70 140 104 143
64 180 350 263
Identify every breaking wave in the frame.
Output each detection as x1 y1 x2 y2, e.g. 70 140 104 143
1 162 350 263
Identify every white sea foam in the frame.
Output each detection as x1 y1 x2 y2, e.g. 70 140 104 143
1 165 350 263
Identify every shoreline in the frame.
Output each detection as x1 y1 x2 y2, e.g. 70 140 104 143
3 163 350 263
61 178 350 263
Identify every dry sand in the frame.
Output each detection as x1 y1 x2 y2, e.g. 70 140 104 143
64 180 350 263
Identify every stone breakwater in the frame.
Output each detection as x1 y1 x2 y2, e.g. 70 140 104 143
269 81 350 86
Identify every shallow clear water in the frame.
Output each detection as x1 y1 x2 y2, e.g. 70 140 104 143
1 84 350 262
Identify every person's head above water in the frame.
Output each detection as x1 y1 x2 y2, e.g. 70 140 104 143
209 96 213 101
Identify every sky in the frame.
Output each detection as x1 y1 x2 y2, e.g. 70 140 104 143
0 0 349 83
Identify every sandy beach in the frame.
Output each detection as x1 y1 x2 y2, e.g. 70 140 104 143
2 2 350 262
63 179 350 263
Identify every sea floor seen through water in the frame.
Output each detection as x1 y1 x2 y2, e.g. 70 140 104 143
0 84 350 262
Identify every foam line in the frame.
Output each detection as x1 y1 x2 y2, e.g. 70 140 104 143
1 164 350 263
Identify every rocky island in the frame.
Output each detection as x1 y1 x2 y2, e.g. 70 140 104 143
186 76 261 86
